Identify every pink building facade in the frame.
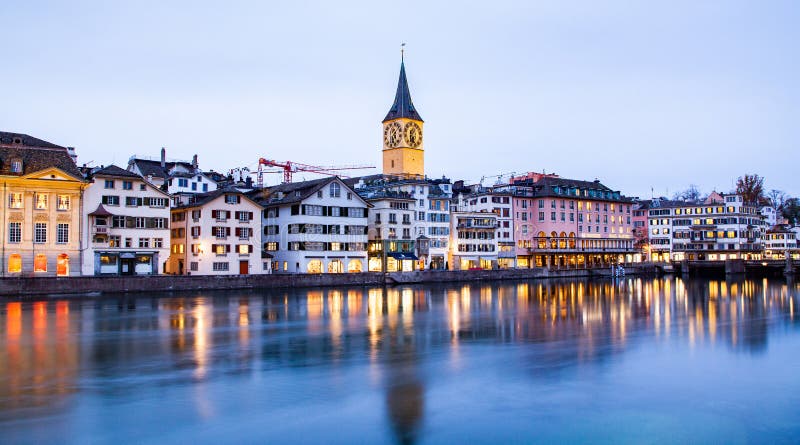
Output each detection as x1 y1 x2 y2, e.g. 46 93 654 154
510 173 635 268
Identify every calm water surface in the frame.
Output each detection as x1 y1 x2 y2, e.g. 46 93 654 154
1 277 799 444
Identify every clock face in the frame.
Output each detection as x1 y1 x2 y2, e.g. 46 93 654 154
405 122 422 148
383 122 403 148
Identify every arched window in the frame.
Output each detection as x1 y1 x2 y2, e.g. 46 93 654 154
34 254 47 272
307 260 322 274
347 260 362 273
328 259 344 274
8 254 21 273
57 254 69 276
537 231 546 249
568 232 576 249
329 182 341 198
550 231 558 249
559 232 567 249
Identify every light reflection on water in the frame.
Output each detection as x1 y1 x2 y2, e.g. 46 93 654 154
0 276 799 444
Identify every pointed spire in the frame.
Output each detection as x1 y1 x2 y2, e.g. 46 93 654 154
383 50 423 123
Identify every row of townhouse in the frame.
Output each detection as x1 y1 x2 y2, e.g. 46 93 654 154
0 130 642 277
641 192 781 262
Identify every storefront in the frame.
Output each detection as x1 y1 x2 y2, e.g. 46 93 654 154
94 251 158 275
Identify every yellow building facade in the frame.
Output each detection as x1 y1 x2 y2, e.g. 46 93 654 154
0 133 86 277
382 60 425 179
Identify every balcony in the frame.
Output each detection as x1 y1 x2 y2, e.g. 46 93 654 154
94 226 108 234
457 222 497 229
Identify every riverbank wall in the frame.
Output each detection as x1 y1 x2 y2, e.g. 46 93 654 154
0 264 659 297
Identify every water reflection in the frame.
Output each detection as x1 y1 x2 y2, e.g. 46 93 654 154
0 277 798 442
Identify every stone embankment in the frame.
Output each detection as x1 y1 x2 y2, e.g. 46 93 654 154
0 264 658 297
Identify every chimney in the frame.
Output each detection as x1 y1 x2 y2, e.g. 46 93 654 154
192 154 198 171
160 147 166 168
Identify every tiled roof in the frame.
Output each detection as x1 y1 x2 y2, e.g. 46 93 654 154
129 158 195 179
174 186 262 210
92 164 142 179
513 176 631 203
0 131 83 179
254 177 336 207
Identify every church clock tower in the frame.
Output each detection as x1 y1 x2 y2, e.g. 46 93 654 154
382 56 424 179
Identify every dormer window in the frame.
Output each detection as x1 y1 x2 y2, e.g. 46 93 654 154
225 194 240 204
329 182 341 198
10 159 22 173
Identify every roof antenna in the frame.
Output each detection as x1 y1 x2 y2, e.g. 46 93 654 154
401 42 406 62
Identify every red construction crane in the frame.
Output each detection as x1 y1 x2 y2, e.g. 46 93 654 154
256 158 375 186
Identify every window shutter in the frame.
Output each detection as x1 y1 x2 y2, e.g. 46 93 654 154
226 244 231 253
322 206 329 217
248 212 253 220
226 227 231 236
212 210 218 219
226 211 231 219
322 225 328 234
248 244 253 253
235 227 241 237
126 217 134 228
237 196 241 204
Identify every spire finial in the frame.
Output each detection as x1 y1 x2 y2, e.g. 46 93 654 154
401 42 406 62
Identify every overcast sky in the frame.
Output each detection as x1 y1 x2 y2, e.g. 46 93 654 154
2 0 798 198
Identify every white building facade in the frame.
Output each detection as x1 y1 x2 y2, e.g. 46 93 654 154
166 188 264 275
448 211 499 270
82 165 171 275
259 177 370 274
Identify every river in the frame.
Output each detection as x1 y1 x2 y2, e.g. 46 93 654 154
1 277 798 444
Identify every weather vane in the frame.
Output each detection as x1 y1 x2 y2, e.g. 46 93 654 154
401 42 406 61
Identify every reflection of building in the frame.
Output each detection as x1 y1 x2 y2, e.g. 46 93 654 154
254 177 369 274
448 211 498 270
166 187 265 275
81 165 171 275
0 132 85 277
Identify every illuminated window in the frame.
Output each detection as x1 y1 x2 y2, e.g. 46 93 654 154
57 195 70 211
35 194 48 210
237 244 250 254
8 193 22 209
34 254 47 272
8 254 21 273
56 254 69 276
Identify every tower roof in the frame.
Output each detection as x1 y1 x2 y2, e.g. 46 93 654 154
383 61 423 123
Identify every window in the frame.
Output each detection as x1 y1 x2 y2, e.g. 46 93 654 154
122 181 133 190
35 194 47 210
34 254 47 272
202 184 208 192
139 238 150 248
330 182 341 197
109 235 121 247
265 242 278 251
8 193 22 209
104 180 115 189
191 210 201 220
8 222 21 243
317 190 323 198
125 238 133 248
140 184 146 191
213 262 229 271
225 194 240 204
190 262 199 271
102 195 120 206
10 160 22 173
126 197 141 207
178 178 188 187
34 223 47 243
135 217 146 228
56 195 70 211
191 182 197 191
57 223 69 244
191 226 201 237
154 238 164 248
8 254 21 273
237 244 252 255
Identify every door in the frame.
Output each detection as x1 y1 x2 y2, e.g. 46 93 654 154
120 259 135 275
239 260 249 275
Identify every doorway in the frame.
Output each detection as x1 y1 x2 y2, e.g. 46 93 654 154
239 260 249 275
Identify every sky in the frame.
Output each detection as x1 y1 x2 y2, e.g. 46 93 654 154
2 0 798 198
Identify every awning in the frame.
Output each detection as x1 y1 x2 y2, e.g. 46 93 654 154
120 252 136 259
88 204 114 217
387 252 419 261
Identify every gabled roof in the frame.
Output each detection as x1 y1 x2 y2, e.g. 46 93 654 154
88 204 115 217
254 176 371 208
173 186 262 210
383 61 423 123
129 158 196 179
513 175 631 203
92 164 142 179
0 131 83 180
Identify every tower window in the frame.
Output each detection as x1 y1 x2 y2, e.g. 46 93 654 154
391 160 395 168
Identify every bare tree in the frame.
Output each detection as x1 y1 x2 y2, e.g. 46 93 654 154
735 174 765 204
672 184 702 202
766 189 787 210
